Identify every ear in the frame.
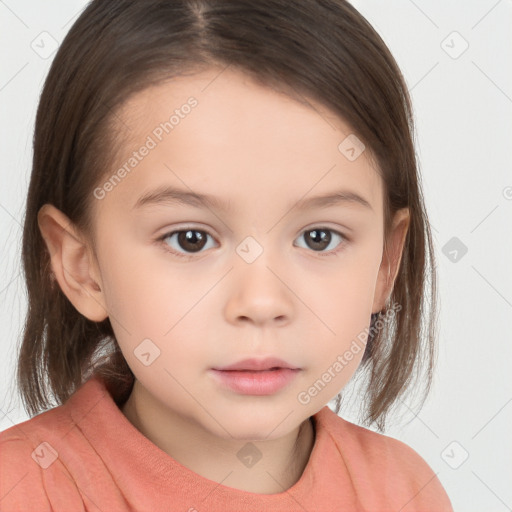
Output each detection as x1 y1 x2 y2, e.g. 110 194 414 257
37 204 108 322
372 207 410 314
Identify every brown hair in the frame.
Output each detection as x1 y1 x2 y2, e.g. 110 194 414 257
17 0 437 431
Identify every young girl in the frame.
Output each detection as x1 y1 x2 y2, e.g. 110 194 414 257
1 0 453 510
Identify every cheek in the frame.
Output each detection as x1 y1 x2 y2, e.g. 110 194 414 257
297 237 382 385
306 237 382 329
97 238 215 362
97 235 189 324
98 248 206 393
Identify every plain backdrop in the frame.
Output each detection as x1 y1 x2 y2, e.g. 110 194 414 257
1 1 511 510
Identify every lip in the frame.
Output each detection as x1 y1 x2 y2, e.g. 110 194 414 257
210 357 301 395
212 357 299 372
210 368 300 395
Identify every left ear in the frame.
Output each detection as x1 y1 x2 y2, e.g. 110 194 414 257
372 207 410 314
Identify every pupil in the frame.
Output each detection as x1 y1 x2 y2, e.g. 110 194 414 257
308 229 330 250
179 230 205 252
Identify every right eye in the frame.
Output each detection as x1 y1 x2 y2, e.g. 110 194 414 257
157 228 218 259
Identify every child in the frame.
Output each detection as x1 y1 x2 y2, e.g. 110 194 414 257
0 0 453 510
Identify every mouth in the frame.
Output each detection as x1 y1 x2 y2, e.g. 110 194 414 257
210 357 301 395
211 357 300 372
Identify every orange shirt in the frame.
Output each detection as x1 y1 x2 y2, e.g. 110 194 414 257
0 374 453 511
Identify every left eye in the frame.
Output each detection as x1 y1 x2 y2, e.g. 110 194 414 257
294 227 346 255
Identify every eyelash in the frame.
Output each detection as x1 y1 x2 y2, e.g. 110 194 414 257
156 226 349 260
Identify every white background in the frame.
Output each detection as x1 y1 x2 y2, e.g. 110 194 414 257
1 1 511 510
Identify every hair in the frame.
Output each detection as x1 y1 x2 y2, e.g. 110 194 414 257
17 0 437 432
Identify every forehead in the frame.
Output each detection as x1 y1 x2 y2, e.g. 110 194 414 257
99 67 383 217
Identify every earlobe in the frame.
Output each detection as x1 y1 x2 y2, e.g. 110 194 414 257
372 208 410 314
37 204 108 322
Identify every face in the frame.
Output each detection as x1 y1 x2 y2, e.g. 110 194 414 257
63 67 404 441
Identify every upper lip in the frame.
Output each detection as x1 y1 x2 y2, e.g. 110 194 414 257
212 357 300 371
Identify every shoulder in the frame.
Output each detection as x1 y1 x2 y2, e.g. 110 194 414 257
314 406 453 511
319 406 431 470
0 432 52 511
0 405 85 511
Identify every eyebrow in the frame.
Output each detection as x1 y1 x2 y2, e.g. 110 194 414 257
132 185 373 213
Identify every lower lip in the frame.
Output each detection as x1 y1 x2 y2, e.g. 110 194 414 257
210 368 300 395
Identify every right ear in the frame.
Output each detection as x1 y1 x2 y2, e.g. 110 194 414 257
37 204 108 322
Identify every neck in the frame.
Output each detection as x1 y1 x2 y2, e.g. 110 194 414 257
120 380 316 494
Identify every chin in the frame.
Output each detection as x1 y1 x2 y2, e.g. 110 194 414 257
206 402 303 442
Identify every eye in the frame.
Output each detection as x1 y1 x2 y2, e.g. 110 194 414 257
158 228 217 259
294 227 347 256
157 225 348 260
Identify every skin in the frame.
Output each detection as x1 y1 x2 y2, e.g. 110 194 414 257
38 67 409 494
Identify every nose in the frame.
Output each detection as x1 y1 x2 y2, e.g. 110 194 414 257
224 251 294 327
